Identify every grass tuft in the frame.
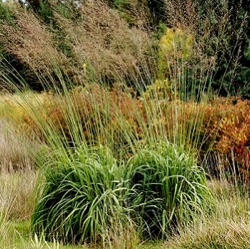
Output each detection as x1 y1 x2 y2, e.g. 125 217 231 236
31 145 133 245
127 141 210 239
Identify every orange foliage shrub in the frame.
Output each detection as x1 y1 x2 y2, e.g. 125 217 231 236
201 98 250 181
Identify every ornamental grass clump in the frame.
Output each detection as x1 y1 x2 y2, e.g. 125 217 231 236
31 145 132 245
127 141 210 239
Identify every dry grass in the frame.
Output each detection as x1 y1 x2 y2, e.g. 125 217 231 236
166 220 250 249
164 179 250 249
0 171 38 221
0 119 38 172
0 93 45 172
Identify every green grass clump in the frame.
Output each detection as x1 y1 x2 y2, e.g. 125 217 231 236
31 145 132 245
31 141 210 245
127 141 210 239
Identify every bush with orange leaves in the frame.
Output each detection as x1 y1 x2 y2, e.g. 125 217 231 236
201 98 250 181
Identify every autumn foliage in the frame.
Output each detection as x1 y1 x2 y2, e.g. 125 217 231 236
201 98 250 180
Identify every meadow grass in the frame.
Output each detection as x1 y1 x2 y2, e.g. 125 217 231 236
0 76 247 247
0 174 248 248
31 145 135 246
0 59 248 246
0 1 249 248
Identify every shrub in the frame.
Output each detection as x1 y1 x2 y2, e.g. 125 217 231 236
159 27 194 61
126 141 209 239
201 98 250 181
143 78 175 100
157 27 194 86
163 0 247 98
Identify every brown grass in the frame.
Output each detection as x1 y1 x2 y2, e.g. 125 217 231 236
53 0 154 83
0 1 155 87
